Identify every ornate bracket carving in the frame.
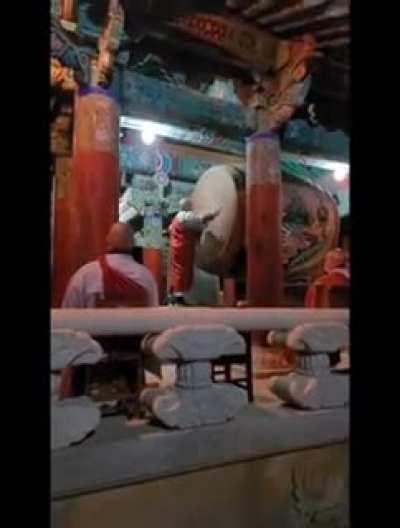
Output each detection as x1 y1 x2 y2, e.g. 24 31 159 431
248 34 316 132
51 16 91 85
92 0 125 87
51 58 76 91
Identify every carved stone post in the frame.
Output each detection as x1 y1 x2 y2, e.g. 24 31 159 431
140 325 248 429
270 323 349 410
51 329 105 450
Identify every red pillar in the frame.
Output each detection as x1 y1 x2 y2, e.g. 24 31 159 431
52 157 73 307
246 131 284 373
52 87 120 306
59 1 78 32
223 278 237 307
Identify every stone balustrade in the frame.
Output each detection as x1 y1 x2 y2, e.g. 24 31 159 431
269 322 349 409
52 307 349 335
51 308 350 437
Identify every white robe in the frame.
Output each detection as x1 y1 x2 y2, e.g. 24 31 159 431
62 254 159 308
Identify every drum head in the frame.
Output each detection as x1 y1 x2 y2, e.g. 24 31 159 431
191 165 244 275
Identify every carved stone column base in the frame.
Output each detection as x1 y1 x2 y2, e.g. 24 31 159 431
271 323 350 410
51 330 105 450
51 396 100 451
269 323 349 410
141 384 247 429
271 372 349 410
140 324 248 428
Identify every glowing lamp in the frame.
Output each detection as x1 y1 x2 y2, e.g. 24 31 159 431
333 166 348 182
141 127 156 145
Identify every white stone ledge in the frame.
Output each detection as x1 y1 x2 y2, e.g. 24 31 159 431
51 404 349 500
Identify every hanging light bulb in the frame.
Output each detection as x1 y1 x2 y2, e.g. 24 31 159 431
333 166 348 182
141 125 156 145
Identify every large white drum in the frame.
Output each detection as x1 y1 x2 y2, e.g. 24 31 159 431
191 164 339 280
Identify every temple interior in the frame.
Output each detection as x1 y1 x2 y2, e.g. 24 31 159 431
51 1 350 526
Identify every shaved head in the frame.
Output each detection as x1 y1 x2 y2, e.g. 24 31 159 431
106 222 134 253
179 198 192 211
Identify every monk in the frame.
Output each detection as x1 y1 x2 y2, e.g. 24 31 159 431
62 222 159 308
168 198 219 305
305 247 350 308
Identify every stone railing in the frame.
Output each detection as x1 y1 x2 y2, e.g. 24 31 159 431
52 308 349 528
52 307 349 431
52 307 348 335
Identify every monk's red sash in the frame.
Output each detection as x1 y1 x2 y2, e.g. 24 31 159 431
98 255 149 307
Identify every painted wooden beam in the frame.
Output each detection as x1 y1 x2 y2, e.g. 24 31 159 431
121 71 253 138
318 37 350 49
281 151 348 170
120 116 245 156
169 13 280 72
119 75 350 162
283 119 349 161
52 19 349 163
242 1 281 19
270 3 349 32
258 0 334 26
120 131 243 180
119 143 223 181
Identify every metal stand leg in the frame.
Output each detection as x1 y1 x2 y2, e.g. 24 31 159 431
244 332 254 402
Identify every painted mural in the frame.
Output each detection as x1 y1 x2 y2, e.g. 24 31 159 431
284 119 349 161
130 175 194 216
119 128 348 219
119 129 243 180
120 142 217 182
120 126 243 160
119 130 245 248
124 173 194 248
